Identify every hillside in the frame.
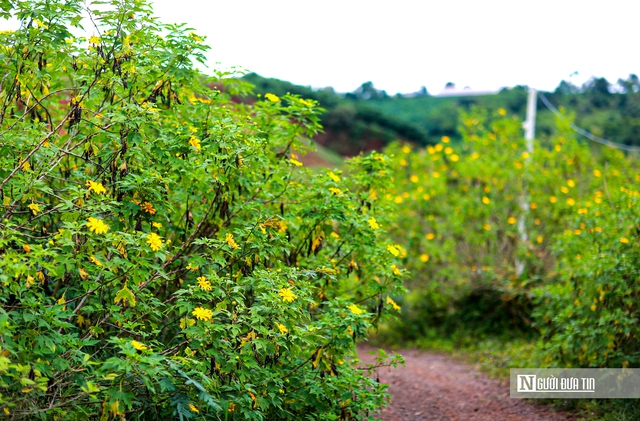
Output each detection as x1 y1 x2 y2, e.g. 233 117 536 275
242 74 640 154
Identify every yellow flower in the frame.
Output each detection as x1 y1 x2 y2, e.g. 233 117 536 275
189 32 203 42
329 187 343 195
435 144 444 152
566 198 575 206
141 202 156 215
561 186 569 194
536 236 543 244
444 147 453 155
450 154 459 162
192 307 213 321
146 233 162 251
507 216 517 224
550 196 557 204
188 403 199 413
483 224 491 231
390 264 401 276
278 288 296 303
23 244 31 253
567 179 575 188
328 171 341 182
197 276 212 291
367 217 380 230
593 169 602 177
289 158 303 167
28 203 41 215
498 108 507 116
131 340 147 351
276 322 288 334
347 304 364 315
482 197 490 205
265 93 280 102
152 222 162 228
86 180 107 195
189 135 201 151
425 233 435 240
225 233 240 249
620 237 630 244
386 296 401 311
419 253 429 262
441 136 450 143
394 195 403 204
87 217 109 234
386 245 400 256
530 203 538 210
89 255 103 267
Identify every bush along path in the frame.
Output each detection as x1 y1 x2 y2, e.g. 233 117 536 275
359 347 572 421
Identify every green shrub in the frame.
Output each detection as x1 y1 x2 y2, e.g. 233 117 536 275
0 1 403 419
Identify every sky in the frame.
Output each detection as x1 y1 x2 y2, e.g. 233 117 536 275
4 1 640 95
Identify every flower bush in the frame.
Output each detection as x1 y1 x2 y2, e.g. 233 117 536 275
0 1 403 418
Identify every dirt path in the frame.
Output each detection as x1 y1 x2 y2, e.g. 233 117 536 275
359 347 574 421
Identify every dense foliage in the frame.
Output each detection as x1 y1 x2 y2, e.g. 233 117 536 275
382 107 640 373
0 1 404 419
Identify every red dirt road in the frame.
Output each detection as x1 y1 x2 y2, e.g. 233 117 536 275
359 347 573 421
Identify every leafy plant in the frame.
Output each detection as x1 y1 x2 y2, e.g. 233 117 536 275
0 1 403 419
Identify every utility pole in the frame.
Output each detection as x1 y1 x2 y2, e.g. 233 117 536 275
516 87 537 276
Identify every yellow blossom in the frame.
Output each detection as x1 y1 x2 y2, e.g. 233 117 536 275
530 203 538 210
508 216 517 224
567 179 575 188
329 187 343 195
419 253 429 262
192 307 213 321
426 233 435 240
483 224 491 231
593 169 602 177
152 222 162 229
265 93 280 102
189 135 201 151
28 203 41 215
620 237 630 244
391 264 401 276
328 171 341 182
278 288 296 303
444 147 453 155
498 108 507 116
188 403 199 413
23 244 31 253
441 136 450 143
394 196 403 204
146 232 162 251
131 340 147 351
550 196 557 204
87 217 109 234
289 158 303 167
367 217 380 230
482 197 490 205
225 233 240 249
566 198 575 206
89 35 100 44
86 180 106 195
197 276 212 291
141 202 156 215
276 323 288 334
537 236 543 243
89 255 103 267
386 245 400 256
386 296 401 311
347 304 364 315
450 154 459 162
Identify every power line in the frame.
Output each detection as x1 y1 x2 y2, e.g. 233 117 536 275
537 92 640 152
